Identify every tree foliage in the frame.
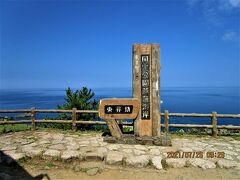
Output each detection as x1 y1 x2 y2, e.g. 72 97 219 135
57 87 98 120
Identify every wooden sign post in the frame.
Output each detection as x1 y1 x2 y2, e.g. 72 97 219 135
99 44 171 146
133 44 161 138
99 98 140 139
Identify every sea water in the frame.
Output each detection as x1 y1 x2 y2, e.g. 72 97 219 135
0 87 239 126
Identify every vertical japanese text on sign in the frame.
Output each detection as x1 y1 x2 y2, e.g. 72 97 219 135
141 55 150 120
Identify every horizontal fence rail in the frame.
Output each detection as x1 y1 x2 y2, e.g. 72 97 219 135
0 108 239 136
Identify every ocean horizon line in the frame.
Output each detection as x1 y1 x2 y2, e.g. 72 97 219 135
0 86 239 91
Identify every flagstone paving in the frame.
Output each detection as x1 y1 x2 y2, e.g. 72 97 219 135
0 130 240 170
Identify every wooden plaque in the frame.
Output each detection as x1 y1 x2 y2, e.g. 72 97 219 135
133 44 161 137
99 98 140 119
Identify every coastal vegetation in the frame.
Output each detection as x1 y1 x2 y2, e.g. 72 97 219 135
38 87 99 130
0 124 31 133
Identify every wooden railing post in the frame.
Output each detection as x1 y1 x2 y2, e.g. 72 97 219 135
164 110 169 135
72 108 77 131
212 111 218 137
31 107 36 131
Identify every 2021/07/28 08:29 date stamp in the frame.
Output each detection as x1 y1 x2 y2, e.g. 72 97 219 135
167 151 225 158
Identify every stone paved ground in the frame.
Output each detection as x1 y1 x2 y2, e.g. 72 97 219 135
0 130 240 170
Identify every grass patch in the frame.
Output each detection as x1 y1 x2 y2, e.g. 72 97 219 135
169 128 240 139
0 124 31 133
46 162 56 168
17 157 30 166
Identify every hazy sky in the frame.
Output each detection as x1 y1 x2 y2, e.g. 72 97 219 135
1 0 239 89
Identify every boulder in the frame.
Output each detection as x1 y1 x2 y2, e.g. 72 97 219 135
125 155 149 168
43 149 61 160
188 159 216 169
61 150 82 161
85 152 104 161
166 158 186 168
105 152 123 165
86 167 99 176
217 159 237 169
151 156 163 170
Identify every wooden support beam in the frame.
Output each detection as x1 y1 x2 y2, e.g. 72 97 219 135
105 119 123 139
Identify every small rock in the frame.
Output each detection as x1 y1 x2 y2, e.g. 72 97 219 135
52 134 64 141
49 144 66 150
188 159 216 169
43 149 61 160
217 159 237 169
105 152 123 165
44 166 50 170
154 136 172 146
151 156 163 170
27 149 43 158
125 155 149 168
61 150 82 161
166 159 186 168
85 152 104 161
22 146 43 158
86 167 99 176
66 145 79 151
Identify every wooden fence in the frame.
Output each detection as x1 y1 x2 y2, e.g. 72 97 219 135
0 108 239 137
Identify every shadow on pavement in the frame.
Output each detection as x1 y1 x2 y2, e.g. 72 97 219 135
0 150 50 180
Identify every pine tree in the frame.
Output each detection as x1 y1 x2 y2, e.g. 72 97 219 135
57 87 98 120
